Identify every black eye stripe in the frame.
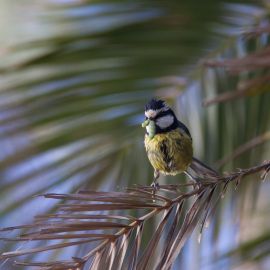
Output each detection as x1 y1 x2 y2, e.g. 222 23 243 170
155 110 173 119
156 111 167 118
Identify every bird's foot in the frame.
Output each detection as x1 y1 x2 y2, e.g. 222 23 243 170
151 181 160 199
151 170 160 195
151 181 160 190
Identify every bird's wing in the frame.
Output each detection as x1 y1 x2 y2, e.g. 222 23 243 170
177 120 192 139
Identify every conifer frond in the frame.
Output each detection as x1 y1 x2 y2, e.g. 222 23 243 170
1 161 269 269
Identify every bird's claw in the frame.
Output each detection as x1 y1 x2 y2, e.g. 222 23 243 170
151 181 160 190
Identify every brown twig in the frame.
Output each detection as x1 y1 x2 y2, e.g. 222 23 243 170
0 161 269 270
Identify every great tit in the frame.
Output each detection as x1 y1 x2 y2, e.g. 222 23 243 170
142 99 218 187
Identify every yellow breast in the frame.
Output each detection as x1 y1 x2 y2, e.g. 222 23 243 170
144 129 193 175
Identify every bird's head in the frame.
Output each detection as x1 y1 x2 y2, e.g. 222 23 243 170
143 99 177 132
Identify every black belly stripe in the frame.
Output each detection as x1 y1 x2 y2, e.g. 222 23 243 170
159 140 172 170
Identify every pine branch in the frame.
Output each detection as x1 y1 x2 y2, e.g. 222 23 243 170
0 161 269 270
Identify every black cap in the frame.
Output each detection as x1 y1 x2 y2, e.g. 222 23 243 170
145 99 166 111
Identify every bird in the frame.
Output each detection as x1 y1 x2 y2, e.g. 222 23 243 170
142 98 218 187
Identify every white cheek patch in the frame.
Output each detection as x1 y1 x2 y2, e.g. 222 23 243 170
156 115 174 129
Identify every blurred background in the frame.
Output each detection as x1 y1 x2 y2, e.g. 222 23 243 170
0 0 270 269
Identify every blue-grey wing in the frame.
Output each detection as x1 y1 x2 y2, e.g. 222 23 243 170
177 120 192 139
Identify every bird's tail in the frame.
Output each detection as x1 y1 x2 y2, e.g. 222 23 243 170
189 157 219 180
